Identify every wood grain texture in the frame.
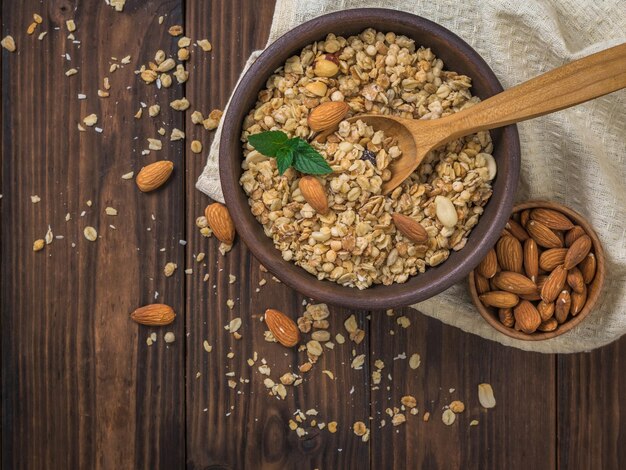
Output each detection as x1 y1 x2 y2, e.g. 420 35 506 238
369 308 557 470
557 340 626 469
184 1 368 468
2 1 626 470
1 1 186 468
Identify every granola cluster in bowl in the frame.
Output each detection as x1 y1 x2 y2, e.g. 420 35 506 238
239 29 497 289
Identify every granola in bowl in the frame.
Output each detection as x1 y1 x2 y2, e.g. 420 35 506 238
239 28 496 289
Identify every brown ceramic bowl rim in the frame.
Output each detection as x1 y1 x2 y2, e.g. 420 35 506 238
220 8 521 309
469 200 606 340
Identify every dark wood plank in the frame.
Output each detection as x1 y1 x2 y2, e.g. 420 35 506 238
369 308 557 470
1 1 186 468
557 336 626 470
184 1 370 468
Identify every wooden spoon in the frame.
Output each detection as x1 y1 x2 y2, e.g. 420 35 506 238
327 43 626 194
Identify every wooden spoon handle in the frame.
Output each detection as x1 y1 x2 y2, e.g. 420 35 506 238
446 43 626 138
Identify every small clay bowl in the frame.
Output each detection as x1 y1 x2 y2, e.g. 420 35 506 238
469 200 606 340
220 8 521 309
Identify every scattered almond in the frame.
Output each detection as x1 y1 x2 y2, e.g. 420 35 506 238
205 203 236 244
135 160 174 192
264 309 300 347
131 304 176 326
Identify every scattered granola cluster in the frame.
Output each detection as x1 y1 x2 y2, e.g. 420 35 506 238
240 29 497 288
22 14 221 261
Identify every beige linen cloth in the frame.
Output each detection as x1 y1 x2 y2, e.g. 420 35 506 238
197 0 626 353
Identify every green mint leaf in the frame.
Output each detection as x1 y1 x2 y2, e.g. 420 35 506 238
275 147 294 175
248 131 289 157
288 139 333 175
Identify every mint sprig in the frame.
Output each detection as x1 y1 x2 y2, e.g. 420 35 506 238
247 131 333 176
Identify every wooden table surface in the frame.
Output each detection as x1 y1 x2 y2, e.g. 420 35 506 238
1 1 625 468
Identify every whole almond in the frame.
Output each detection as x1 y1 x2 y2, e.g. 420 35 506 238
307 101 349 131
136 160 174 192
513 300 541 334
498 308 514 328
541 265 567 303
476 248 498 279
131 304 176 326
523 238 539 282
392 213 428 244
493 271 537 295
299 176 330 215
496 236 523 273
205 203 236 244
570 286 587 316
479 291 519 308
537 300 555 321
530 208 574 230
565 225 586 247
264 308 300 347
527 220 563 248
563 235 591 270
505 219 529 241
520 209 531 227
567 267 585 294
579 253 597 284
474 273 491 295
538 318 558 332
539 248 568 272
555 290 571 323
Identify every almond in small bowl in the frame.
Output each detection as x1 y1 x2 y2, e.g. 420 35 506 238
469 200 605 341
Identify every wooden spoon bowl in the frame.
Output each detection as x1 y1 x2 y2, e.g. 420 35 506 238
469 200 606 341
